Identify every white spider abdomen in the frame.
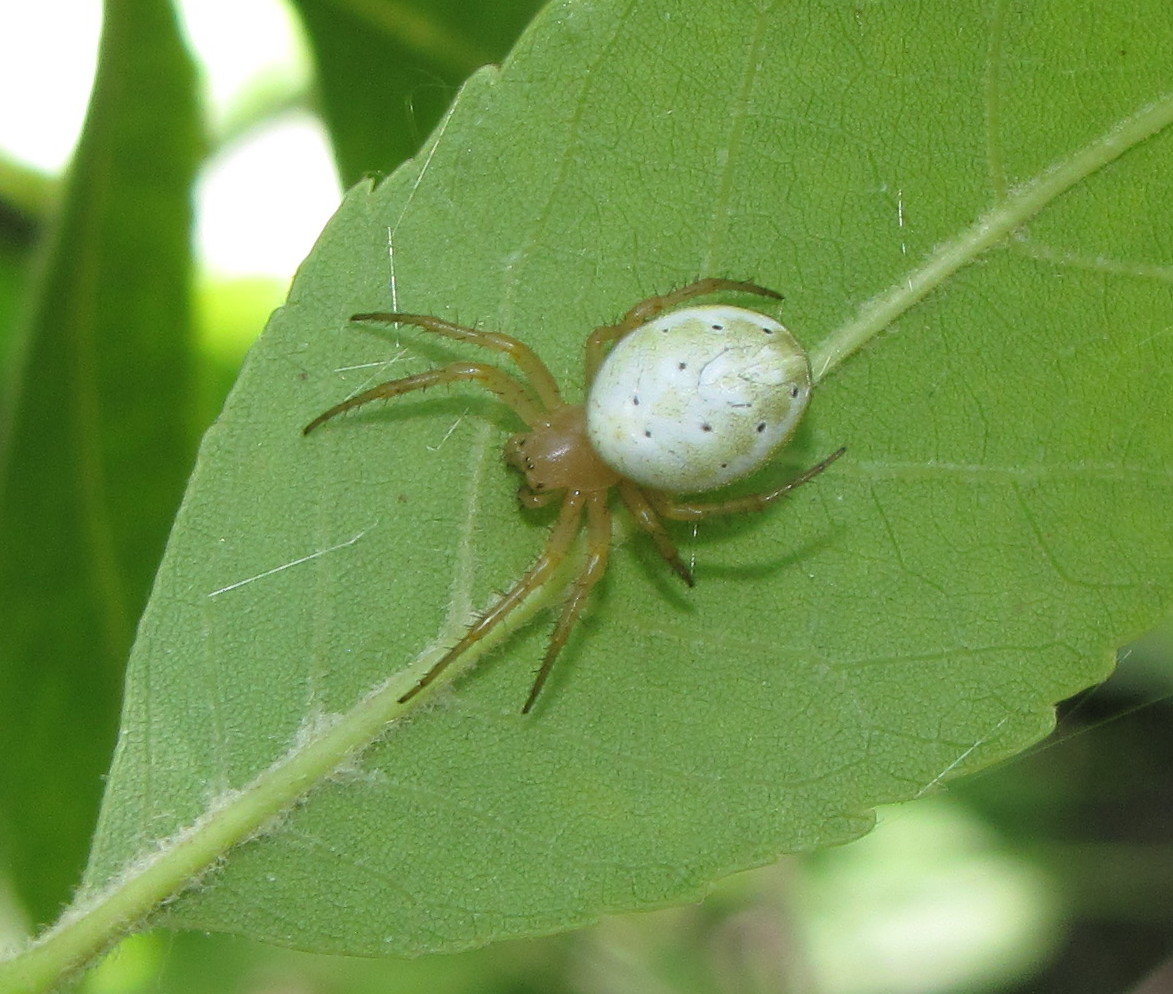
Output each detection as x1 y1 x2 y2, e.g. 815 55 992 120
585 304 811 493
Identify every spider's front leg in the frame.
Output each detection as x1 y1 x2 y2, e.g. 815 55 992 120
351 312 563 410
303 362 544 435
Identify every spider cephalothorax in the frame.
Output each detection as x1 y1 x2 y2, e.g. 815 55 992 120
305 278 843 712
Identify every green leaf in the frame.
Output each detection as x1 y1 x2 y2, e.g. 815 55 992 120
0 0 201 923
81 0 1172 961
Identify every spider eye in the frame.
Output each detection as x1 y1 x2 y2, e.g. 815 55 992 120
585 303 812 493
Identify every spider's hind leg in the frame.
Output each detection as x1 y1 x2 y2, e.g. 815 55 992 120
654 447 846 521
585 278 784 379
622 278 782 326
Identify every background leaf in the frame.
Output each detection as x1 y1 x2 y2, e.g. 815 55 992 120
0 0 201 924
292 0 543 184
84 0 1171 956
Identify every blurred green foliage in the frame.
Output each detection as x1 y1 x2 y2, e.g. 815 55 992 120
0 0 202 925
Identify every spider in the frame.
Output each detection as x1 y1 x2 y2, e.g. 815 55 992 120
304 278 844 713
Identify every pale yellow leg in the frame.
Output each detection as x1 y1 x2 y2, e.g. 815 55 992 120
522 491 613 713
584 278 783 379
654 448 846 521
353 312 563 410
304 361 545 435
617 481 694 586
397 495 585 706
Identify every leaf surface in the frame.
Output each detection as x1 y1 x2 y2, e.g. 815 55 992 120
85 0 1172 955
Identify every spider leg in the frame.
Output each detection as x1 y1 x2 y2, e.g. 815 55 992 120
397 495 586 706
303 362 545 435
584 278 783 379
654 447 846 521
623 278 783 324
522 491 613 713
617 481 694 587
351 312 563 411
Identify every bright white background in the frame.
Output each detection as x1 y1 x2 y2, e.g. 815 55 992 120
0 0 340 280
